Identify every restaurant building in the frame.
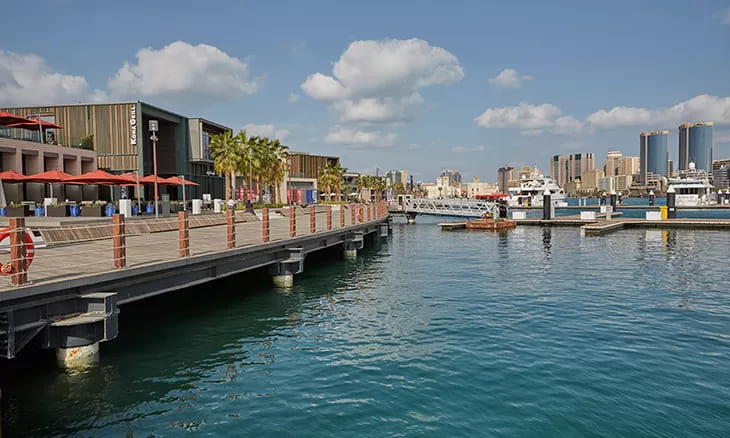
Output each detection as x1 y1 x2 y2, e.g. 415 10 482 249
0 102 228 200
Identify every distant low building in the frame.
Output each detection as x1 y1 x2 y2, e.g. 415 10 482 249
462 176 498 198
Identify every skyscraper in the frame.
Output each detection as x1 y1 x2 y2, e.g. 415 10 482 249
551 153 594 187
497 166 514 193
640 131 669 185
440 169 462 184
678 122 713 172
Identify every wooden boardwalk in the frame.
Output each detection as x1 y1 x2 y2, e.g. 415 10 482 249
0 208 365 291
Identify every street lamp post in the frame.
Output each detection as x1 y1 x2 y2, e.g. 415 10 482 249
149 120 159 218
181 175 186 211
287 157 292 206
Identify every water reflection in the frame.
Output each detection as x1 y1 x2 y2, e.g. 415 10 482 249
542 228 552 258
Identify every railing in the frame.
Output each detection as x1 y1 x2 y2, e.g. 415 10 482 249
403 197 499 218
0 201 390 289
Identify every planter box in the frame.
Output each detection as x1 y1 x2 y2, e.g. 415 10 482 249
6 206 30 217
47 205 69 217
170 204 182 213
81 206 104 217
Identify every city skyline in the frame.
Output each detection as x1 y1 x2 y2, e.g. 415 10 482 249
1 0 729 182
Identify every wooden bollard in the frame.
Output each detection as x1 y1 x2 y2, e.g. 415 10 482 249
262 208 270 242
9 218 27 286
179 211 189 256
289 206 296 237
310 205 316 233
112 214 126 268
340 204 345 228
227 208 235 248
326 205 332 230
351 203 356 225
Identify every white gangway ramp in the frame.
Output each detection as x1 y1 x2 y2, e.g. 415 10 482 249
403 198 500 218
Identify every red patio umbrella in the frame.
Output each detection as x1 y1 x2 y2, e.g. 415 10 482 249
6 118 64 130
163 176 200 186
0 111 34 127
138 174 177 185
0 170 29 183
25 169 73 183
62 169 129 185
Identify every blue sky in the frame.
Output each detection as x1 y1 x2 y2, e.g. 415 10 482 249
1 0 729 182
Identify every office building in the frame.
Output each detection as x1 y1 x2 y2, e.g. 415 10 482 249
678 122 713 172
551 153 594 187
440 169 462 185
462 176 498 198
386 169 409 187
1 102 228 199
581 168 605 191
640 131 669 185
497 166 514 193
603 151 623 176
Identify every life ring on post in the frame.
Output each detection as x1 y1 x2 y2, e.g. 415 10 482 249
0 227 35 275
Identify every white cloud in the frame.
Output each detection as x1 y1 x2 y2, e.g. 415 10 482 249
301 38 463 123
242 123 291 141
451 145 486 153
288 92 300 103
488 68 532 89
475 94 730 135
108 41 261 102
325 128 398 147
475 103 561 130
0 50 106 106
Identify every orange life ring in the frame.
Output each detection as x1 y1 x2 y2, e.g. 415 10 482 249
0 227 35 275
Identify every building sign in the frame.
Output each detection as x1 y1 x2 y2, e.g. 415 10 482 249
130 105 137 146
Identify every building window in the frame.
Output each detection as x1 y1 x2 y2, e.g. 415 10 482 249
202 130 212 161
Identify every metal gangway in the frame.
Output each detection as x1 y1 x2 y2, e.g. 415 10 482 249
403 197 501 218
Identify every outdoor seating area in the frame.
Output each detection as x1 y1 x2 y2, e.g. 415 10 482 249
0 168 200 218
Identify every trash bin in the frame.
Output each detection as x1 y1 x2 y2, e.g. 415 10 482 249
659 206 668 220
34 206 44 216
145 203 155 214
105 205 116 217
69 205 81 217
131 205 139 216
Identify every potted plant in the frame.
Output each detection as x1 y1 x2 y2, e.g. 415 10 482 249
47 202 69 217
81 202 105 217
6 202 30 217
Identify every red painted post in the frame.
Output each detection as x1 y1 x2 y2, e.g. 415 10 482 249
340 204 345 228
327 205 332 230
351 203 356 225
359 204 364 223
179 211 189 256
227 208 235 248
9 218 26 286
310 205 316 233
112 214 126 268
262 208 270 242
367 203 372 221
289 206 296 237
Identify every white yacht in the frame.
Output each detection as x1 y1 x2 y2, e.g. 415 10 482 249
508 168 568 207
667 162 716 207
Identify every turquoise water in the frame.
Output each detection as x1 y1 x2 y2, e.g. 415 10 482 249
2 221 730 437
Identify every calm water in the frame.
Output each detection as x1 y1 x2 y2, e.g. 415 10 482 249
2 220 730 437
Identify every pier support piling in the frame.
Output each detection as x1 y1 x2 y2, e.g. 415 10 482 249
343 231 364 258
542 191 552 220
649 190 655 206
269 247 304 288
56 342 100 369
610 190 617 210
406 212 417 224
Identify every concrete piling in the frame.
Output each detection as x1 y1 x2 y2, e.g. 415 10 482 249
610 190 617 210
542 190 552 220
56 342 100 369
649 190 655 206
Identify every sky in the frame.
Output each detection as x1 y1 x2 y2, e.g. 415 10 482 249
1 0 729 182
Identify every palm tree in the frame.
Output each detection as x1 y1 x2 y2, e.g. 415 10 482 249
356 175 367 201
235 130 251 200
318 165 332 201
209 130 241 201
268 139 289 204
374 177 387 201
